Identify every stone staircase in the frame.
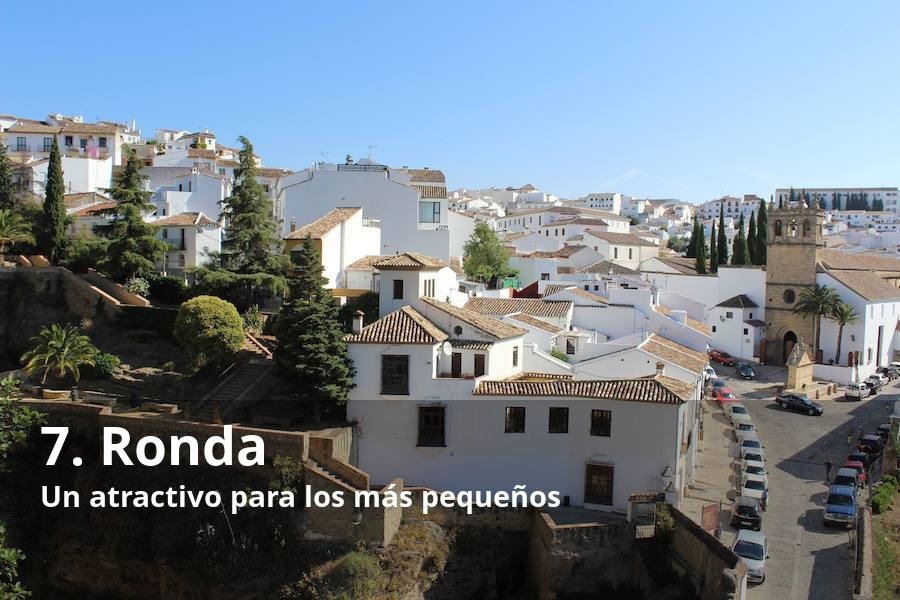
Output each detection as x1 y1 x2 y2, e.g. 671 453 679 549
191 361 272 423
306 460 358 490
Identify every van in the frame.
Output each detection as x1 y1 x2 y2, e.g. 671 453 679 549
846 382 870 401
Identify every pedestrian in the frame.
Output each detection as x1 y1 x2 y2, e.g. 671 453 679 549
825 459 833 483
847 427 854 446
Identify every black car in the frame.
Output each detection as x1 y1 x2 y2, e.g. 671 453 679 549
877 423 892 441
858 435 885 457
775 393 824 416
731 496 763 531
736 363 755 380
848 452 873 469
876 366 899 381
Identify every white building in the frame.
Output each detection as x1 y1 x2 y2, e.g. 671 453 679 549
495 207 630 235
573 231 660 270
697 195 762 222
152 212 223 277
707 295 766 361
6 119 125 165
568 193 622 214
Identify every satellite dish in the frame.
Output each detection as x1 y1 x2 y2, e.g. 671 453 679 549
441 341 453 356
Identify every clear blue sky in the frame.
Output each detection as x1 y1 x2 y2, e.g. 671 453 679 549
7 1 899 202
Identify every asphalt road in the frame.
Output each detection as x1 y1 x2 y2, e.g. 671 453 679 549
716 365 896 600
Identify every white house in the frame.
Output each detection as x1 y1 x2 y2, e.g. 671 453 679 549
575 231 660 270
707 295 766 361
495 207 630 235
375 253 463 316
151 212 222 277
501 231 560 254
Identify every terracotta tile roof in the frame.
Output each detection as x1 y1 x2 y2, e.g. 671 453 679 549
654 305 712 336
818 249 900 273
541 217 609 228
72 201 118 217
346 255 391 270
529 245 588 259
256 167 293 178
644 256 698 274
464 297 573 318
548 287 609 304
541 284 571 297
580 260 639 276
583 230 658 247
450 340 493 350
473 375 690 405
345 306 448 345
744 319 767 328
421 297 528 340
413 184 447 198
506 206 629 222
60 122 118 134
716 294 759 309
64 191 110 207
404 168 446 183
823 269 900 301
285 207 361 240
8 122 60 134
641 334 708 373
506 312 565 334
187 148 216 159
374 252 447 270
154 212 220 227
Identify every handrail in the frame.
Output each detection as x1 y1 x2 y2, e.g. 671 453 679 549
244 331 273 360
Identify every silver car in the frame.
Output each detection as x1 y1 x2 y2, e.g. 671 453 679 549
732 529 768 583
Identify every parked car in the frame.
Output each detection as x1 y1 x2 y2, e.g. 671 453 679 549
846 382 871 401
742 450 765 463
736 362 755 380
877 423 892 441
709 349 736 366
715 388 738 405
727 403 752 424
857 435 885 457
710 378 728 392
704 365 718 380
843 460 868 485
731 496 763 531
848 452 874 469
732 529 768 584
775 393 823 416
863 381 879 395
734 423 758 442
824 485 858 528
876 366 898 380
833 467 861 492
741 462 769 489
739 435 764 453
866 374 887 389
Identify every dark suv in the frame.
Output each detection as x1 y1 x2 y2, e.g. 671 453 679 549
775 393 824 416
731 496 762 531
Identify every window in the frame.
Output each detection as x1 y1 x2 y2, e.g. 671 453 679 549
743 328 749 335
474 354 485 377
98 137 107 148
15 137 25 151
42 138 52 152
783 289 795 304
453 325 463 335
726 311 733 319
803 220 810 236
417 406 445 447
548 407 569 433
712 325 717 333
775 220 782 236
505 407 525 433
79 138 87 149
262 184 270 193
424 279 435 298
393 279 404 300
584 284 590 291
381 355 409 395
585 464 613 505
628 248 633 260
566 339 575 355
594 285 599 291
614 247 618 259
590 409 611 436
512 346 518 367
418 201 441 223
64 135 73 147
749 312 753 319
541 273 550 280
218 168 226 175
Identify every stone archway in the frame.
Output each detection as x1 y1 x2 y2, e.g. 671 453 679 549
782 331 798 365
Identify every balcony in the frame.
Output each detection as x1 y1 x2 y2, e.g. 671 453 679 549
64 146 109 158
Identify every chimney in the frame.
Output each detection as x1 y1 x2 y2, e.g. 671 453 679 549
352 310 365 334
656 362 666 376
289 218 296 233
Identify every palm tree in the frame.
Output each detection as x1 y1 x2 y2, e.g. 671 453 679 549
0 208 35 254
830 302 860 366
793 285 840 360
20 324 98 384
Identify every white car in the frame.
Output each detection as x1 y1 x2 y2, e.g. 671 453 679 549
734 422 758 441
740 473 769 507
741 462 769 489
739 445 765 463
727 403 752 425
704 365 718 379
732 529 768 583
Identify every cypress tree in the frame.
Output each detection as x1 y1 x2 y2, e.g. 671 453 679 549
788 187 795 207
709 222 718 274
716 210 728 265
873 198 884 211
274 237 355 421
685 216 698 258
747 211 758 264
99 147 169 281
39 137 67 263
731 213 750 265
695 222 707 274
756 200 767 264
0 144 12 210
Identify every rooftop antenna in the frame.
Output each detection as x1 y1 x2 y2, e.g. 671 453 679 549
368 145 378 161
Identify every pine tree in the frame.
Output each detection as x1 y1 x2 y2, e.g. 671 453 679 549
747 211 758 264
0 144 12 210
275 237 355 421
716 210 728 265
99 147 169 281
709 222 718 273
39 138 67 263
695 222 707 274
756 200 767 265
731 213 750 265
685 217 698 258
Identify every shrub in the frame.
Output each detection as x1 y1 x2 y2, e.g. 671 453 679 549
550 348 569 362
174 295 244 368
160 360 176 372
654 502 676 546
242 305 264 335
149 275 188 304
330 552 385 599
86 352 120 379
873 489 894 514
125 276 150 297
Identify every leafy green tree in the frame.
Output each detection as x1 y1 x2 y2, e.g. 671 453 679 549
99 147 168 281
20 323 98 384
62 234 108 273
716 210 728 265
685 217 698 258
756 200 768 264
666 235 687 253
0 209 34 254
829 302 859 366
338 291 379 333
0 377 42 599
694 222 707 274
275 237 355 420
0 144 12 211
731 213 750 265
747 211 758 264
39 138 67 263
793 284 840 359
173 295 245 368
709 222 718 274
463 222 515 286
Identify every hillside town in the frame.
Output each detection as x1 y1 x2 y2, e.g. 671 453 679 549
2 112 900 599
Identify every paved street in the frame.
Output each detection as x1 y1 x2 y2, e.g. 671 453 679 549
692 365 896 600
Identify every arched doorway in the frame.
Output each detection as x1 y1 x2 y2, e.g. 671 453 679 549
782 331 797 364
